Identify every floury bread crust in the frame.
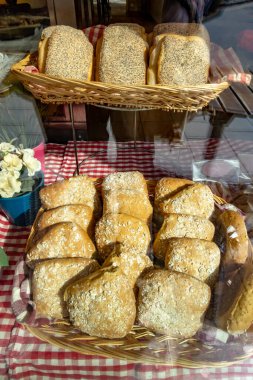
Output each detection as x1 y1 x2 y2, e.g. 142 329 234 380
64 266 136 339
39 175 101 217
37 204 94 238
95 213 151 260
96 26 148 85
164 237 220 287
137 269 211 338
102 171 149 194
26 222 96 267
32 258 100 319
153 214 215 261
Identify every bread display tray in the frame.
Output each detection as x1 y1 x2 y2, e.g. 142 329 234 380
13 179 253 368
11 53 229 112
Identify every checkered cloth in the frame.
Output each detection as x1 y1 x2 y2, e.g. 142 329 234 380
1 141 253 379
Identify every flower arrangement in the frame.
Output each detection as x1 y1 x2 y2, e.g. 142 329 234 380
0 142 41 198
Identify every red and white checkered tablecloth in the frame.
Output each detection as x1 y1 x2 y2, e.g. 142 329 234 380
1 140 253 380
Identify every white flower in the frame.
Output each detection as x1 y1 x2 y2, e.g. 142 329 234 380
22 152 41 176
21 148 34 157
0 142 16 153
0 153 23 173
0 171 21 198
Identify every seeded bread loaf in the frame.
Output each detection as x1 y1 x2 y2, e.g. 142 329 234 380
37 204 94 238
39 176 101 218
26 222 96 267
107 23 146 39
153 214 215 261
102 171 149 194
32 258 100 318
217 210 248 265
153 23 210 45
64 266 136 338
159 183 214 218
41 27 93 80
96 25 148 85
155 177 193 209
137 269 211 338
102 244 153 287
164 237 220 287
95 213 151 261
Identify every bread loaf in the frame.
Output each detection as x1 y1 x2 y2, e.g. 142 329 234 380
32 258 100 318
37 204 94 238
164 237 220 287
137 269 211 338
217 210 248 265
155 177 193 209
102 244 153 287
42 27 93 80
158 183 214 218
153 23 210 45
95 213 151 260
153 214 215 261
39 176 101 218
96 25 148 85
64 266 136 338
26 222 96 267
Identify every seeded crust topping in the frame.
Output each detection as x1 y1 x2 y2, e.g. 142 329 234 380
37 204 94 236
64 267 136 339
102 171 148 194
41 25 84 40
39 176 101 217
158 35 210 86
45 28 93 80
160 183 214 218
26 222 96 267
164 237 220 287
95 213 151 260
153 214 215 261
153 23 210 45
137 269 211 338
32 258 99 319
98 26 148 85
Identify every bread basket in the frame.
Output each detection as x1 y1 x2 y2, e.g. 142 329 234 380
11 52 229 112
15 179 253 369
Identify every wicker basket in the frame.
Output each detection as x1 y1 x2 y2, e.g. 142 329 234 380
11 53 229 111
22 181 253 368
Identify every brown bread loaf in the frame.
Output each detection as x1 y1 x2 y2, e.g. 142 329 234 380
64 266 136 338
32 258 100 318
153 214 215 261
164 237 220 287
137 269 211 338
26 222 96 267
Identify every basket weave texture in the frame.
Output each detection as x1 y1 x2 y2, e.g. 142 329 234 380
21 181 253 368
11 53 229 111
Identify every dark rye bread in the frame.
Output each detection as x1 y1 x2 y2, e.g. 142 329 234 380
64 266 136 339
137 269 211 338
153 214 215 261
96 25 148 85
32 258 100 318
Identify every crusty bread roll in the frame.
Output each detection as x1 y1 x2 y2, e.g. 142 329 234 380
137 269 211 338
152 23 210 45
153 214 215 261
102 171 149 194
39 176 101 218
102 244 153 287
64 266 136 338
26 222 96 267
42 27 93 80
103 189 153 224
95 213 151 261
164 238 220 287
32 258 100 318
155 177 193 209
158 183 214 219
37 204 94 238
217 210 248 265
96 25 148 85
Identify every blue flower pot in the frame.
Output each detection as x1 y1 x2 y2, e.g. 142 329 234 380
0 173 44 227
